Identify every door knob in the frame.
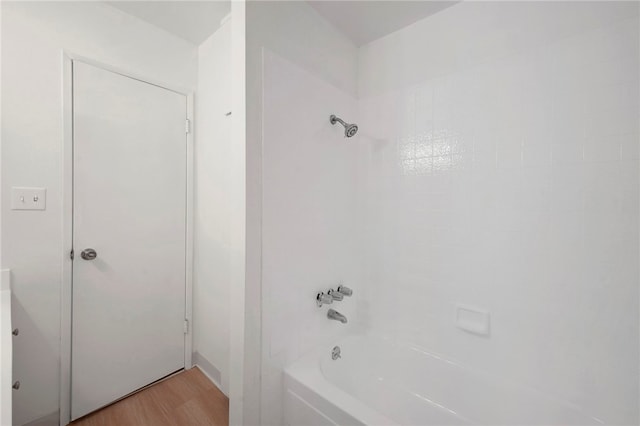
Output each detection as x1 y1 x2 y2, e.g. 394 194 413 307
81 248 97 260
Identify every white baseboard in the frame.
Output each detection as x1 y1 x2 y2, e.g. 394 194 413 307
192 351 227 396
23 411 58 426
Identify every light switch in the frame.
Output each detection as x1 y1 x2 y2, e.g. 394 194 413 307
11 187 46 210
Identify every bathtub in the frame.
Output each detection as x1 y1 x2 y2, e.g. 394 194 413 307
283 335 602 426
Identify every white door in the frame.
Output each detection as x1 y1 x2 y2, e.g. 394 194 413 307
71 61 187 420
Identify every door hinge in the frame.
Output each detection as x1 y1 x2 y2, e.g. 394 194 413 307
183 319 189 334
185 119 191 134
70 249 74 260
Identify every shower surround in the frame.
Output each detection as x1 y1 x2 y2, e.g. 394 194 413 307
250 1 639 424
357 3 639 423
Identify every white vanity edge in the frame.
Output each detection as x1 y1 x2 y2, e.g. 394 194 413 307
0 269 12 426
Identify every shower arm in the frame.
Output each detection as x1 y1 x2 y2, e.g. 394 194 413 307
330 115 347 127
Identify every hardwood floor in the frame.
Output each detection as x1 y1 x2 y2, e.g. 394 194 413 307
69 367 229 426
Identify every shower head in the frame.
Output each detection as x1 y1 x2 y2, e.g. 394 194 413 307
330 114 358 138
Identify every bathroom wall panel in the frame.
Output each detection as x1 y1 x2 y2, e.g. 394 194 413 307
193 20 233 395
261 49 362 426
357 3 639 423
244 2 359 424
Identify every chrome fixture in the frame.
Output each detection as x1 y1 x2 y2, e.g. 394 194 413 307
330 114 358 138
81 248 97 260
316 292 333 307
327 309 347 323
337 285 353 296
327 288 343 301
331 346 341 360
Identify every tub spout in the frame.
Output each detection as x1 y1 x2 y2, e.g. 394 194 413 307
327 309 347 324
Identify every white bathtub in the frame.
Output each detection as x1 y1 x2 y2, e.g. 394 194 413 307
283 335 602 426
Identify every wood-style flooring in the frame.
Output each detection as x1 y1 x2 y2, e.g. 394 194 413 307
69 367 229 426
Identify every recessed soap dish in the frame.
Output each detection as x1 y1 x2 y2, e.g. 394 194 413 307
455 304 490 336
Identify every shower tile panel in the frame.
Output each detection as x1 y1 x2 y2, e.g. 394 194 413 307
358 9 639 424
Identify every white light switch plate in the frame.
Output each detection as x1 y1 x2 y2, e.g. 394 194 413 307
11 187 46 210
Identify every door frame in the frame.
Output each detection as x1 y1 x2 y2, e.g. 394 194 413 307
60 51 194 425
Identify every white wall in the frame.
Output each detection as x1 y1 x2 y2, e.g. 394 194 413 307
227 3 248 424
261 50 361 425
244 2 358 424
193 19 232 395
358 1 639 424
1 2 197 424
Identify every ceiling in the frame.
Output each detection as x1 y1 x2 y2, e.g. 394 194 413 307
105 1 456 47
106 1 230 45
308 1 458 46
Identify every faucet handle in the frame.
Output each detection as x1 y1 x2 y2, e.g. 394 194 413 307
337 285 353 296
316 292 333 307
328 289 344 301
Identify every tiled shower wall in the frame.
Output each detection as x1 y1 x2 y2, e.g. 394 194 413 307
358 3 639 424
257 1 638 424
261 50 361 425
